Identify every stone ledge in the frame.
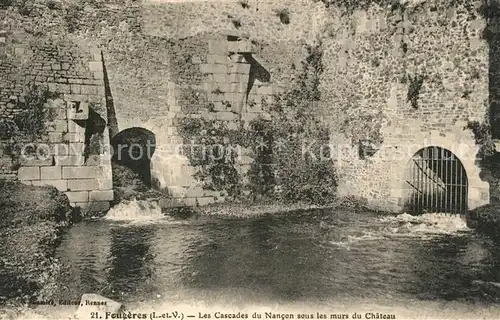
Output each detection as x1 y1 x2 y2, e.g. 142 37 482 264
89 190 114 201
68 179 99 191
62 166 97 179
18 167 40 180
65 191 89 202
32 179 68 192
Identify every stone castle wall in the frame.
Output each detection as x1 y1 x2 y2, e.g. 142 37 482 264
0 21 113 212
319 0 490 211
0 0 493 212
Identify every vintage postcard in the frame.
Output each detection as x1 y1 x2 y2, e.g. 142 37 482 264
1 0 500 319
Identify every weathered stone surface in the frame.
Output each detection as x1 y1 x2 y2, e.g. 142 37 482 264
40 166 62 180
197 197 215 206
19 157 54 167
68 143 86 155
65 191 89 202
63 132 85 143
67 120 86 134
32 179 68 192
67 101 89 120
18 167 40 181
55 155 85 166
68 179 99 191
48 132 64 143
62 167 97 179
48 119 68 132
89 190 114 201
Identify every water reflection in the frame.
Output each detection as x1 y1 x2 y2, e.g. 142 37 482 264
55 210 500 308
104 225 156 301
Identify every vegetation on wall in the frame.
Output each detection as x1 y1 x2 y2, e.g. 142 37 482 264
177 41 338 205
13 84 59 138
250 41 338 204
178 117 243 197
466 119 496 160
407 73 426 109
0 84 59 140
0 84 59 164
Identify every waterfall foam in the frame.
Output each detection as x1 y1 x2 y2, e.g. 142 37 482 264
380 212 470 236
103 198 165 222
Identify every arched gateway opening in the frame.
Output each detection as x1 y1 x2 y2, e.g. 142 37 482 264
405 147 468 214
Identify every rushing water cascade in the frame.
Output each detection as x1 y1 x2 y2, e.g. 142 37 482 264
8 209 500 319
103 199 165 222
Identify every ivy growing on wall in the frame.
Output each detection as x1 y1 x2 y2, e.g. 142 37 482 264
0 84 59 166
178 117 244 197
249 41 338 204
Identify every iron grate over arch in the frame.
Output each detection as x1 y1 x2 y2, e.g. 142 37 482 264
405 147 468 214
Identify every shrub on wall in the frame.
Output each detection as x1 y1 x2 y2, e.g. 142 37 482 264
251 41 338 204
1 84 59 161
13 84 59 139
178 117 243 197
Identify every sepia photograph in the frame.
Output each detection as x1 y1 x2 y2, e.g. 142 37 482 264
1 0 500 319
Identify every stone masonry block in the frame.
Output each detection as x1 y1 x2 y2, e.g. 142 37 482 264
67 101 89 120
178 197 197 207
68 179 99 191
41 166 62 180
208 40 228 55
230 54 246 63
19 157 54 167
89 190 114 201
168 186 187 198
65 191 89 203
49 132 64 143
81 85 98 95
186 186 204 198
63 132 85 143
200 64 228 74
32 180 67 192
18 167 40 181
68 120 86 134
255 86 273 95
68 143 86 155
98 179 113 190
207 54 229 64
217 112 237 121
228 82 248 93
200 64 211 74
93 71 104 80
52 144 71 156
48 120 68 132
197 197 215 206
223 92 237 102
88 61 103 72
227 41 254 53
211 73 227 83
228 63 251 74
62 167 97 179
85 155 111 167
228 73 247 83
70 84 81 94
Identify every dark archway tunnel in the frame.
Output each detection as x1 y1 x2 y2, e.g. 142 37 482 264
110 127 156 187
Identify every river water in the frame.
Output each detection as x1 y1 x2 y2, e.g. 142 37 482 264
11 201 500 319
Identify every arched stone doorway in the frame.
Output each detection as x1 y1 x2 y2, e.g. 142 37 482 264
110 127 156 187
405 146 468 214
